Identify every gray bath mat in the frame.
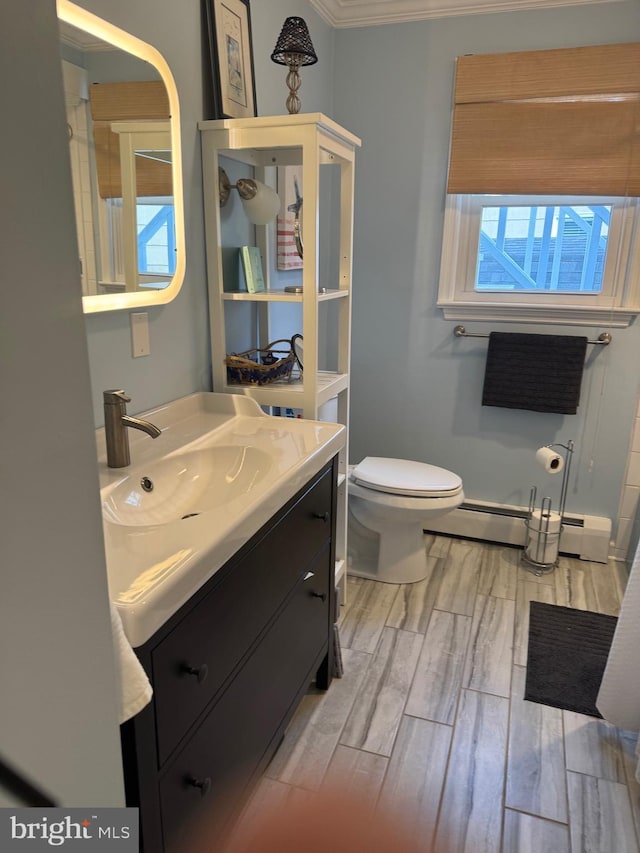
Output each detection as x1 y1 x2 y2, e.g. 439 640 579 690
525 602 617 718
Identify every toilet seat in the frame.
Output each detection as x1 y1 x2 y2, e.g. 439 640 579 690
351 457 462 498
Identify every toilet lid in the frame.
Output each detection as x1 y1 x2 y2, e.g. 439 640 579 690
351 457 462 497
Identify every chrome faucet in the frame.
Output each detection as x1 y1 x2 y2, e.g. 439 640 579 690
103 390 161 468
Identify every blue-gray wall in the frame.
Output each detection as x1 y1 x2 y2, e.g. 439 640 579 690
78 0 640 527
333 2 640 523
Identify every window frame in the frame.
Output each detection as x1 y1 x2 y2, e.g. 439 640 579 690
437 193 640 326
96 196 175 291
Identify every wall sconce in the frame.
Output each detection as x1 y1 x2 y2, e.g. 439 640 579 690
218 167 281 225
270 17 317 115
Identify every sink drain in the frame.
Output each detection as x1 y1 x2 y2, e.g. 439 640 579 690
140 476 154 493
181 512 201 520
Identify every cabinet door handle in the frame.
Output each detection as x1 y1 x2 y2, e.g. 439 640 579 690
313 511 330 523
311 591 327 602
182 663 209 684
187 776 212 797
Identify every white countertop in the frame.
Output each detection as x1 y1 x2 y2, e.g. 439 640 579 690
97 393 345 647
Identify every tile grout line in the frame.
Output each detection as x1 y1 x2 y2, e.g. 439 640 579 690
430 544 486 850
499 573 518 853
331 578 407 793
356 580 427 819
254 537 640 853
503 805 570 827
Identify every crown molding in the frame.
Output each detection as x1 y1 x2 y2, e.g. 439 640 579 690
59 20 112 51
308 0 621 28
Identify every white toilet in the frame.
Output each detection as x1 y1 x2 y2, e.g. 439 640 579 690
348 457 463 584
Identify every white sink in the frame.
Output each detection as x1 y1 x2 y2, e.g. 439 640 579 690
97 392 345 647
102 445 273 526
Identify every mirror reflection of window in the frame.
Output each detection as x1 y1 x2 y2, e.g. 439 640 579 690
135 196 176 283
102 195 175 291
92 83 172 293
59 18 177 297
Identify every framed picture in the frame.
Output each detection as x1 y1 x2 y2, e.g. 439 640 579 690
203 0 257 120
276 166 304 270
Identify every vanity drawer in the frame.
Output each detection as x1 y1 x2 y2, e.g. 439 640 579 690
152 465 333 766
159 543 331 853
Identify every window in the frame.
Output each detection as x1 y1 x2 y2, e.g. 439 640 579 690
100 197 175 289
136 199 176 278
88 81 174 292
439 194 640 324
437 43 640 326
476 201 610 294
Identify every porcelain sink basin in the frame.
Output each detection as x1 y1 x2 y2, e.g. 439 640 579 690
98 392 345 647
102 445 273 527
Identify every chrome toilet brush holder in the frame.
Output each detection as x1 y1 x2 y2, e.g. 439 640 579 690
522 440 574 576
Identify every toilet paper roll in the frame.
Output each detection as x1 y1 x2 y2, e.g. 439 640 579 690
536 446 564 474
530 508 562 534
526 509 561 564
526 536 558 566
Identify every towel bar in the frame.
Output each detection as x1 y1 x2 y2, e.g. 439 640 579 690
453 325 612 346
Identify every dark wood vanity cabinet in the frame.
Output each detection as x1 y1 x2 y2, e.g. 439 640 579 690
120 458 337 852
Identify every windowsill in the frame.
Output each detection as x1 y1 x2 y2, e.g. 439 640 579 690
438 194 640 331
437 301 639 328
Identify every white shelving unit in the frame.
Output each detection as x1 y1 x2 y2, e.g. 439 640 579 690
199 114 360 600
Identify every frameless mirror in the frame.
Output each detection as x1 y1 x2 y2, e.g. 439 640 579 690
57 0 185 313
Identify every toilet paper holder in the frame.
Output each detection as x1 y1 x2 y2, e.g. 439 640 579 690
522 439 574 576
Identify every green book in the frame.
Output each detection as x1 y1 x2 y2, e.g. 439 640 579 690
240 246 265 293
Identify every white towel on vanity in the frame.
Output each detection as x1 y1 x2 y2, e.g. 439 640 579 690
110 602 153 724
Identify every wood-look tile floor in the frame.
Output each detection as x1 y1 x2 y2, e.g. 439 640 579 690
231 535 640 853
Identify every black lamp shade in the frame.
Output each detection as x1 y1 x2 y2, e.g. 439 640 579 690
271 17 318 67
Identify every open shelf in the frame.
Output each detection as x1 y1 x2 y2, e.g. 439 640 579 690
222 288 348 303
225 372 349 408
200 113 360 606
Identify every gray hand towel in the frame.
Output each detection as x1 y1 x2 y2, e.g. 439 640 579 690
481 332 588 414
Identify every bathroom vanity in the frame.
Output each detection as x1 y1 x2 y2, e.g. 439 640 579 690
98 393 344 851
121 460 336 850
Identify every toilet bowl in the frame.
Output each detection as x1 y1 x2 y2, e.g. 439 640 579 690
348 457 463 584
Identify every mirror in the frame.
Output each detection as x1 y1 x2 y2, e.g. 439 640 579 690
57 0 185 313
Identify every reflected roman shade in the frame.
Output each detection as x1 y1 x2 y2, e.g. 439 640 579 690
88 81 171 198
447 42 640 197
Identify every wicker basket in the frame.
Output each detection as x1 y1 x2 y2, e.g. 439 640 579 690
225 338 298 386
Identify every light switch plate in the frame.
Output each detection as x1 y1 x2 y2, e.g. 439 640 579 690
131 312 150 357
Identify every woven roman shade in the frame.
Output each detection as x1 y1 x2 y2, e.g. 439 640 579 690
88 81 171 199
447 43 640 197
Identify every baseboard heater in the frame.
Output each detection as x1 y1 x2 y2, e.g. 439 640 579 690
423 499 611 564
